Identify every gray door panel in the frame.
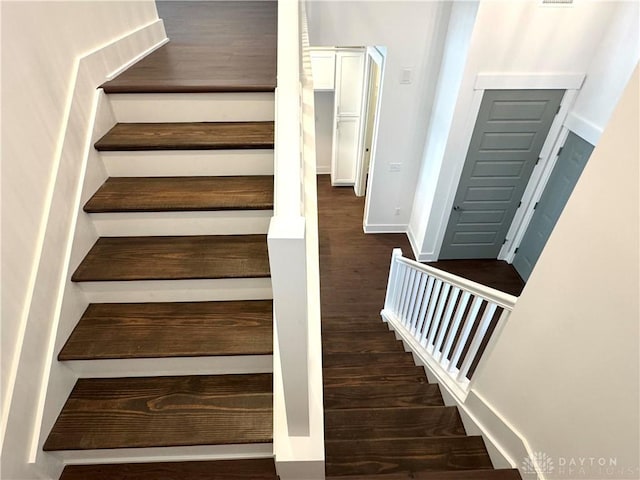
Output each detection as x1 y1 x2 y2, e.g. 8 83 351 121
439 89 564 259
513 131 593 281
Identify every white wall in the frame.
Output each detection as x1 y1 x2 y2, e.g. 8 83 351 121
473 65 639 478
314 92 334 174
409 0 639 260
1 2 161 478
306 0 451 231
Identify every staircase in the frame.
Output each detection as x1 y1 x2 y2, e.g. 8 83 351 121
44 1 279 478
317 178 522 479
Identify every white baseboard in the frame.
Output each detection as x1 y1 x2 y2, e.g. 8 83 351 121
362 223 408 234
315 165 331 175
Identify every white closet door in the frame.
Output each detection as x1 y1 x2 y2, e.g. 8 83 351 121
331 50 365 186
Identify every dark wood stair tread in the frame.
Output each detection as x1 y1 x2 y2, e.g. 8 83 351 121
322 331 405 354
84 176 273 213
322 352 416 368
323 364 427 385
322 315 390 332
71 235 269 282
327 469 522 480
325 436 492 477
95 122 274 151
44 374 273 451
59 300 273 360
324 383 444 410
60 458 279 480
325 406 465 440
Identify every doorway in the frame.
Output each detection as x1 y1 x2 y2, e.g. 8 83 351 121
512 131 593 280
439 89 565 259
354 47 384 198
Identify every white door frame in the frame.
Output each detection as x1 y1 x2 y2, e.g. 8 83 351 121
354 46 385 198
361 47 386 225
436 72 586 262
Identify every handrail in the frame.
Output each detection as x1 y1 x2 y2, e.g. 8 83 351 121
394 256 517 309
382 248 517 400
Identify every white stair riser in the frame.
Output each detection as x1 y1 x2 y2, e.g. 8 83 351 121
78 278 272 303
101 150 274 177
65 355 273 378
91 211 272 236
54 444 273 465
108 92 274 122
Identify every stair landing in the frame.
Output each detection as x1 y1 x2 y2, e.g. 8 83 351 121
102 1 277 93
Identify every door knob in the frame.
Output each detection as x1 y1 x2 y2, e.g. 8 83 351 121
453 205 463 211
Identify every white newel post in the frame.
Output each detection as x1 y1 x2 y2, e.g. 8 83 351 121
382 248 403 318
268 216 310 437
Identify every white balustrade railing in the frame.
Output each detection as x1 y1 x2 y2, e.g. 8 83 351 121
269 0 324 477
381 249 517 400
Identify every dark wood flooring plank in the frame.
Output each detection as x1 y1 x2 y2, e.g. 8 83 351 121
95 122 274 151
325 436 492 476
59 300 273 360
327 469 522 480
322 352 416 368
322 366 428 389
325 406 466 440
426 259 524 297
85 176 273 213
322 331 405 354
44 374 273 451
71 235 269 282
102 2 277 93
61 459 279 480
323 383 444 410
321 316 391 333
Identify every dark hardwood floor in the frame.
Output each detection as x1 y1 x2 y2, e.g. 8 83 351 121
101 1 277 93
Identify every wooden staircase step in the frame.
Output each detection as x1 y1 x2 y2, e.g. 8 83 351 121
94 122 274 151
60 459 279 480
44 374 273 451
59 300 273 360
71 235 269 282
323 366 428 389
325 406 465 440
327 469 523 480
325 436 493 477
324 383 444 410
322 331 405 354
84 176 273 213
322 352 416 368
322 315 388 330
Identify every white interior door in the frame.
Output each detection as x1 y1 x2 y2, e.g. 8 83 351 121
331 49 365 186
354 47 384 197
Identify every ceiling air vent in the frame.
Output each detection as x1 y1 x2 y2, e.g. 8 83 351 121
541 0 574 4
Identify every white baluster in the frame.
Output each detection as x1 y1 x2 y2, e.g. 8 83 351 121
408 272 428 333
401 268 418 325
426 283 452 349
438 291 471 366
413 276 434 338
419 279 443 346
448 296 484 374
457 302 498 381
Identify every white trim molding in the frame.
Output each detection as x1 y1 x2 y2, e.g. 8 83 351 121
564 111 603 145
474 73 585 91
363 223 408 234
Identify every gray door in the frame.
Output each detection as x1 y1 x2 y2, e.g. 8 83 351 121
439 89 564 259
513 131 593 281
